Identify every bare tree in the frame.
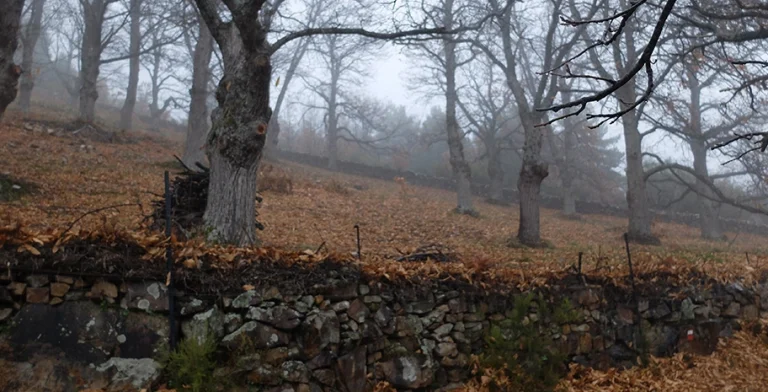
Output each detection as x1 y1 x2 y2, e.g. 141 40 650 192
265 0 321 154
49 0 84 110
408 0 478 214
0 0 25 122
190 0 491 244
117 0 142 129
77 0 123 123
17 0 47 113
141 15 181 126
301 30 378 170
118 0 183 130
456 55 519 204
468 0 599 245
181 8 213 168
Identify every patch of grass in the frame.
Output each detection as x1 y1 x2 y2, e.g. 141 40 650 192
0 174 37 202
157 331 222 392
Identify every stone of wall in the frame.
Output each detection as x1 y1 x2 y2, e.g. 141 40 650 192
1 271 765 391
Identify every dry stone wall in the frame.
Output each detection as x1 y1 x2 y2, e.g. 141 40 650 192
0 271 765 391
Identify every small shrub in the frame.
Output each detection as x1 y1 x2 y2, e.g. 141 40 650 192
0 174 36 202
158 332 221 392
323 178 350 195
478 293 579 392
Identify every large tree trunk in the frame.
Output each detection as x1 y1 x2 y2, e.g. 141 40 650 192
443 0 475 215
182 19 213 169
516 112 548 246
202 37 271 246
486 138 505 203
18 0 46 113
0 0 25 122
119 0 141 130
79 0 106 123
619 86 658 244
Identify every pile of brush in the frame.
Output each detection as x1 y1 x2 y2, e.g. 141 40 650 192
149 156 263 238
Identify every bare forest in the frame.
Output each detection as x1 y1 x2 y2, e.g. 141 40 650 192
2 0 768 391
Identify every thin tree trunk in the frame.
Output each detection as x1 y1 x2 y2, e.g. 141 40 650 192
686 67 723 240
79 0 106 123
486 139 505 203
620 85 658 244
561 116 577 216
443 0 475 215
18 0 46 113
182 19 213 169
0 0 25 122
691 140 723 240
119 0 141 130
202 38 271 246
266 37 309 153
326 67 339 170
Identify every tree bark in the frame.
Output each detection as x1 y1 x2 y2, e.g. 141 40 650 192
182 19 213 169
619 85 659 244
443 0 475 215
202 32 271 246
119 0 141 130
18 0 46 113
486 138 505 203
79 0 107 123
516 111 548 246
0 0 25 122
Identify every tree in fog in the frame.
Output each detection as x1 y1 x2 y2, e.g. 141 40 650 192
49 0 84 109
468 0 600 246
119 0 183 130
17 0 47 113
456 55 519 204
540 0 768 239
265 0 321 154
0 0 25 122
408 0 478 215
544 80 622 216
77 0 122 123
302 29 378 170
643 44 763 239
180 6 214 168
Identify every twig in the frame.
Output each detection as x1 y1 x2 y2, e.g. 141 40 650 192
61 203 139 237
315 241 326 254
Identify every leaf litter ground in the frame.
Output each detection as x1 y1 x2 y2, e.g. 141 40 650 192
2 114 768 390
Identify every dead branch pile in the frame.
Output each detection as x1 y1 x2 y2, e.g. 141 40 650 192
149 157 263 238
396 244 456 263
